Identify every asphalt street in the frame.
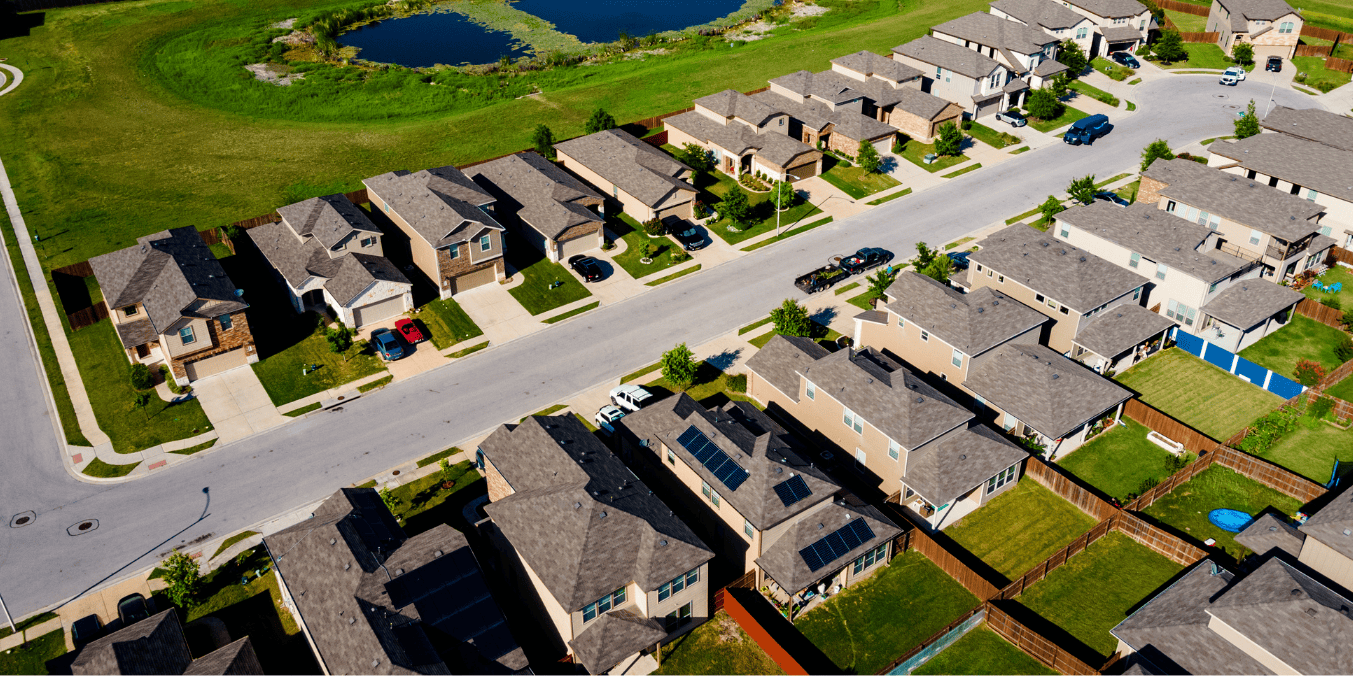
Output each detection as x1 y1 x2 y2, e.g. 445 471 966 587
0 73 1318 617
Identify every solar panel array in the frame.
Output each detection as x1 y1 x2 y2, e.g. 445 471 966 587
675 426 750 492
773 475 813 507
798 518 876 572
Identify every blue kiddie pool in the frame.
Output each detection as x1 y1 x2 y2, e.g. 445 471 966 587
1208 509 1254 533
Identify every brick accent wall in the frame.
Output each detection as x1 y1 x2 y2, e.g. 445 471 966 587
1137 175 1169 207
485 457 513 502
168 310 255 379
436 243 505 289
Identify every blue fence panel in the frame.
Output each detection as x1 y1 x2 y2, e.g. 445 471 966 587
1175 330 1205 358
888 609 985 675
1234 358 1269 387
1203 342 1236 372
1267 372 1305 400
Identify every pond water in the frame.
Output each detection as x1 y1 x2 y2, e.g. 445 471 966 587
340 10 529 67
511 0 750 44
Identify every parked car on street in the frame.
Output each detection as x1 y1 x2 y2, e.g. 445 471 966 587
1219 73 1238 86
839 247 894 274
1063 114 1111 145
670 224 707 251
1095 191 1130 207
371 328 405 361
609 384 654 412
1223 66 1246 81
946 251 971 270
1110 52 1140 68
996 109 1027 127
71 615 103 648
595 405 626 434
117 594 150 626
1266 56 1282 72
395 318 424 344
568 255 604 282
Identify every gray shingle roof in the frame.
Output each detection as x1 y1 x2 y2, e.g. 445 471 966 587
831 50 924 84
554 129 697 208
693 89 780 126
990 0 1089 30
1299 482 1353 559
567 609 667 674
115 318 158 351
1056 202 1250 283
1073 303 1175 358
769 69 866 106
1033 59 1069 77
932 12 1060 55
247 220 411 306
71 610 193 675
1208 133 1353 205
664 110 820 169
744 334 830 402
1262 105 1353 152
1061 0 1147 18
181 638 264 675
1100 24 1145 42
464 151 604 242
893 35 1002 80
756 90 898 143
972 224 1148 313
754 496 902 593
480 416 713 612
885 272 1049 356
893 86 959 120
277 194 382 251
902 424 1028 505
1234 513 1305 558
620 393 842 531
363 167 503 250
1003 77 1032 94
965 343 1132 438
1200 278 1302 329
1144 159 1324 241
1217 0 1299 22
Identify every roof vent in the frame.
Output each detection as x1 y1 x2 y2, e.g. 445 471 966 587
916 397 925 404
1290 216 1296 220
1269 526 1278 532
330 538 337 545
818 523 825 530
1343 528 1351 536
660 539 668 546
575 502 582 509
372 660 381 668
1052 374 1060 380
977 307 984 313
1079 256 1086 262
395 568 404 575
349 617 357 625
993 300 999 305
1041 241 1049 248
1291 588 1302 596
1230 176 1237 181
344 563 351 571
1306 608 1318 617
959 454 967 460
950 303 956 309
599 511 608 519
1250 183 1255 187
434 550 443 557
775 467 784 474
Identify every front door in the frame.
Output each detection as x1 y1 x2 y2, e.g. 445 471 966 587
135 344 150 359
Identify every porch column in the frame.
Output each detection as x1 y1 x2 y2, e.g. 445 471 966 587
1114 400 1124 425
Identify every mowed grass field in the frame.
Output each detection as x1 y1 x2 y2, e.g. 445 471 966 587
1115 348 1282 441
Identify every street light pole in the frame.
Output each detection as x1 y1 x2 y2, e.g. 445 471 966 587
0 592 16 634
776 180 782 237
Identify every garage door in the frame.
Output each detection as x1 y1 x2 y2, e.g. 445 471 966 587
787 160 818 181
452 265 497 295
975 98 1002 119
352 295 405 329
184 349 248 382
558 232 598 261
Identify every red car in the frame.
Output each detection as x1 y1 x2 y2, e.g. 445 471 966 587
395 318 424 344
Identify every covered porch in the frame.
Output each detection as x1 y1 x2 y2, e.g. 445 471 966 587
1199 280 1303 353
1072 303 1175 376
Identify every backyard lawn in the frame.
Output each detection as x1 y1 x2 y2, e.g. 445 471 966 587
609 214 686 280
414 297 482 350
796 550 981 674
945 480 1099 582
820 160 900 199
1327 374 1353 402
1238 315 1350 378
895 138 967 173
1022 104 1089 133
1292 56 1352 93
1058 419 1182 502
1246 410 1353 485
384 460 485 535
699 171 823 245
913 625 1055 676
1140 464 1303 560
1017 532 1183 659
1164 9 1208 31
654 610 785 675
505 237 592 315
1115 348 1282 440
1303 266 1353 309
250 325 388 406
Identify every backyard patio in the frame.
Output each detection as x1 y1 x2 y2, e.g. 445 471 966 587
1115 348 1282 441
1057 419 1184 503
1139 464 1303 560
944 480 1099 582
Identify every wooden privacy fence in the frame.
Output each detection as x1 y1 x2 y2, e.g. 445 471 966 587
1178 31 1220 43
1111 511 1209 565
1210 445 1327 503
900 527 1001 600
1154 0 1209 15
993 520 1113 601
1296 297 1345 329
67 301 109 331
987 603 1102 675
1122 399 1216 453
878 604 985 674
1024 457 1119 521
1309 393 1353 423
1122 446 1218 511
1301 24 1352 44
1329 246 1353 267
718 588 809 676
1295 44 1334 57
1328 57 1353 74
51 260 94 278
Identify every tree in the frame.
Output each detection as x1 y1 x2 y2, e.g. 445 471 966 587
866 268 897 304
584 108 616 134
770 299 813 338
531 123 555 159
1294 359 1326 387
914 241 940 271
1057 40 1087 76
1234 99 1261 139
439 458 457 488
131 391 152 421
379 487 399 514
921 254 953 284
772 181 796 210
857 138 882 173
1140 138 1175 171
934 121 963 156
326 325 352 353
1335 333 1353 363
1067 174 1097 205
1049 72 1070 99
1027 88 1064 120
1154 30 1186 63
129 363 153 390
1232 41 1254 66
161 550 202 608
720 185 752 225
661 343 699 390
1038 194 1065 225
676 143 713 174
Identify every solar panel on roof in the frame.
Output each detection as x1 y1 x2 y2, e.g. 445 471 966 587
773 475 813 507
676 426 702 448
799 544 827 572
724 467 750 491
848 518 876 545
677 426 748 492
797 518 875 573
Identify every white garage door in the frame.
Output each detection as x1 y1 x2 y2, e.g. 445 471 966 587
352 295 405 329
558 233 598 261
184 349 248 382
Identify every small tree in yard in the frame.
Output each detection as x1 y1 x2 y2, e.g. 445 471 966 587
531 124 555 159
584 108 617 134
1057 40 1087 76
857 139 882 173
224 225 244 243
1154 30 1186 63
161 550 202 608
1049 73 1071 99
661 343 699 390
379 487 400 514
326 325 352 353
1026 88 1064 121
677 143 714 174
1232 42 1254 66
770 299 813 338
439 458 457 488
129 363 154 390
934 121 963 156
1294 359 1326 387
914 241 940 271
1335 333 1353 364
131 391 152 421
1039 195 1065 225
1234 99 1261 139
772 181 795 210
1140 138 1175 171
1067 174 1097 205
866 268 897 305
720 185 752 226
921 253 953 284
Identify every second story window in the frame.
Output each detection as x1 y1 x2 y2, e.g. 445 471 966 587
1306 189 1318 201
701 481 721 507
480 235 492 252
658 567 700 602
583 587 627 623
1155 263 1168 280
1134 286 1142 300
1279 21 1293 33
361 237 376 248
843 407 864 434
217 314 233 331
1249 229 1262 246
666 449 676 466
952 349 964 368
744 519 754 538
124 305 139 317
1059 223 1069 237
1129 252 1140 268
920 329 930 342
449 246 460 259
888 440 901 461
806 381 815 400
179 326 196 345
1076 26 1088 39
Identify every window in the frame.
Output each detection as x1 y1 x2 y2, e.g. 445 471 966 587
806 381 816 400
976 264 983 273
124 305 139 317
1249 229 1262 246
888 440 901 461
1035 293 1046 303
1129 252 1140 268
936 65 942 79
658 567 700 602
449 246 460 259
1280 21 1293 33
179 326 196 345
218 314 233 331
1209 281 1219 294
1166 299 1196 326
583 587 627 623
898 315 906 328
612 185 618 198
745 519 755 538
384 201 390 213
1166 200 1177 213
952 349 963 368
986 463 1018 494
1059 223 1069 238
701 481 721 507
1307 189 1318 201
361 237 376 248
852 544 889 574
989 72 1000 90
855 449 867 467
1133 286 1142 301
479 235 492 252
1059 305 1070 315
779 118 785 126
998 274 1005 283
1139 19 1146 29
1046 298 1058 310
666 449 676 466
986 268 993 278
920 329 930 342
843 407 864 434
664 603 693 631
1320 225 1333 237
1076 26 1088 39
973 394 987 411
1155 263 1167 281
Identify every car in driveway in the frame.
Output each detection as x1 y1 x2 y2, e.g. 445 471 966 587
1095 191 1130 207
595 405 626 434
1266 56 1282 72
395 318 424 344
1223 66 1246 82
1063 114 1110 146
1219 73 1238 86
371 328 405 361
670 223 707 251
117 594 151 626
71 615 103 648
568 255 604 282
946 251 971 270
609 384 654 413
1110 52 1140 68
995 109 1027 127
839 247 894 274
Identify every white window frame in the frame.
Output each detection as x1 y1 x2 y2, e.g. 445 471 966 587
179 326 196 345
1155 263 1167 280
744 519 754 538
920 329 930 342
1249 229 1262 246
951 349 963 368
480 234 492 252
843 407 864 434
1129 252 1140 268
805 381 815 400
888 440 901 461
986 462 1019 494
449 245 460 259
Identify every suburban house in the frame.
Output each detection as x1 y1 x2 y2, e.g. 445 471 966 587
616 393 902 616
1141 158 1333 281
466 151 607 262
929 11 1069 97
1206 0 1302 59
555 128 699 223
1058 0 1153 56
89 227 256 385
829 50 965 142
477 415 714 674
248 194 413 329
663 90 823 182
70 608 262 675
755 71 900 155
989 0 1100 59
1054 201 1303 353
1296 484 1353 593
745 335 1029 531
1112 557 1353 674
264 488 527 675
892 35 1019 118
1261 104 1353 152
363 166 507 299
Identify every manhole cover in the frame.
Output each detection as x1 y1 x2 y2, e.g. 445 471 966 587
1212 93 1229 99
1223 104 1240 110
67 519 99 536
9 511 35 528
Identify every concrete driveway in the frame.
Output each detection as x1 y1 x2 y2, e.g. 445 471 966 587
191 367 286 444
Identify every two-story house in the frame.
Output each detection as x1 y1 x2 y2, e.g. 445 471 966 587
249 194 413 329
1058 0 1153 56
1261 104 1353 152
466 151 608 263
664 90 823 183
556 128 702 221
1296 485 1353 594
930 11 1070 97
892 35 1018 118
990 0 1100 59
477 415 714 674
1207 0 1302 59
1054 201 1303 352
363 166 507 299
618 393 901 618
755 70 901 156
90 227 257 385
829 50 965 142
746 335 1029 531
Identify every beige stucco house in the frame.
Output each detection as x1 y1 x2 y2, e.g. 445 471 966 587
990 0 1100 61
892 35 1020 119
1059 0 1153 57
830 50 964 142
555 128 698 224
930 11 1069 97
663 90 823 183
466 151 608 262
1207 0 1302 59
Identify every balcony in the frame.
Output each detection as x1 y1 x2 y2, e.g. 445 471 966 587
1217 241 1264 263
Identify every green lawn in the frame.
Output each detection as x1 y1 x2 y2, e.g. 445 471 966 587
866 188 912 204
1116 179 1141 203
1067 80 1119 107
1141 464 1303 560
250 325 388 406
1164 9 1208 31
83 457 140 478
1249 411 1353 483
914 625 1055 676
1293 56 1352 93
543 301 600 323
1238 315 1350 378
942 163 982 178
741 216 834 251
213 530 259 558
895 138 967 173
1303 264 1353 310
416 446 461 468
1017 532 1183 659
965 121 1021 149
796 550 981 674
447 341 489 358
945 479 1099 582
609 214 686 279
0 630 66 675
506 238 592 315
1058 419 1182 502
1090 57 1135 82
654 610 785 675
1151 43 1236 70
1023 104 1089 133
0 613 58 642
820 160 900 199
358 375 393 392
1327 374 1353 402
642 361 758 409
385 461 481 533
700 172 823 245
646 264 702 286
1115 348 1283 440
415 296 483 350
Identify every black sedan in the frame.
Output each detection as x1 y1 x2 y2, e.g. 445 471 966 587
946 251 971 270
568 255 604 282
839 247 894 275
71 615 103 648
670 224 707 251
1094 191 1130 207
1110 51 1140 68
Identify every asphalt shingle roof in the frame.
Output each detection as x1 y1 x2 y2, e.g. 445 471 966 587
755 90 898 142
1209 133 1353 205
893 35 1002 80
1200 279 1302 329
1144 158 1324 241
1299 483 1353 559
1262 105 1353 152
1217 0 1299 22
182 638 264 675
692 89 780 126
71 610 193 675
971 224 1148 313
1056 201 1250 283
1072 303 1175 358
744 334 829 402
362 167 503 250
754 495 902 594
567 609 667 674
1234 513 1305 558
932 12 1060 55
277 194 381 250
554 129 697 208
902 424 1028 505
769 69 866 106
965 343 1132 438
247 220 411 306
664 109 820 169
1100 24 1146 42
831 50 923 83
1061 0 1147 18
885 272 1048 356
465 151 604 242
990 0 1089 30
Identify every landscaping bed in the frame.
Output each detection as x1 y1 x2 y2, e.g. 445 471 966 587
1139 464 1303 560
945 479 1099 582
654 610 785 675
1238 315 1350 377
1057 419 1183 502
505 237 592 315
609 213 687 279
699 172 823 245
820 160 899 199
1114 348 1282 441
895 138 966 173
913 625 1055 676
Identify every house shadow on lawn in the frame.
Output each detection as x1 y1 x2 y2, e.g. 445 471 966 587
401 476 489 537
188 592 320 674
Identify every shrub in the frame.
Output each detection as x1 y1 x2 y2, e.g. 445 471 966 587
641 218 665 236
661 343 699 390
770 299 812 338
531 124 555 160
676 143 713 173
1239 405 1303 453
161 550 202 608
584 108 616 134
670 249 691 264
224 225 244 242
1311 395 1335 421
1154 30 1186 63
1322 297 1343 312
1335 333 1353 363
725 373 747 393
325 326 353 353
720 185 753 225
129 363 154 390
642 242 658 259
1294 359 1326 386
1140 139 1175 171
934 121 963 156
1026 88 1064 121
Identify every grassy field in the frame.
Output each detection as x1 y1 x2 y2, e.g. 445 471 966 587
945 479 1098 582
796 550 980 674
820 161 900 199
415 296 482 350
1238 315 1349 378
896 138 967 172
1250 410 1353 483
914 625 1055 676
1293 56 1353 93
1141 465 1303 559
504 237 592 314
1017 532 1183 659
1164 9 1208 32
1304 266 1353 309
1115 348 1282 440
654 610 785 675
1023 104 1089 133
1058 419 1182 502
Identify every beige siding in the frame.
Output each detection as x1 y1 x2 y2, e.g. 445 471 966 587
651 441 763 574
519 551 578 648
368 189 441 285
467 227 504 265
163 316 213 359
1297 537 1353 594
